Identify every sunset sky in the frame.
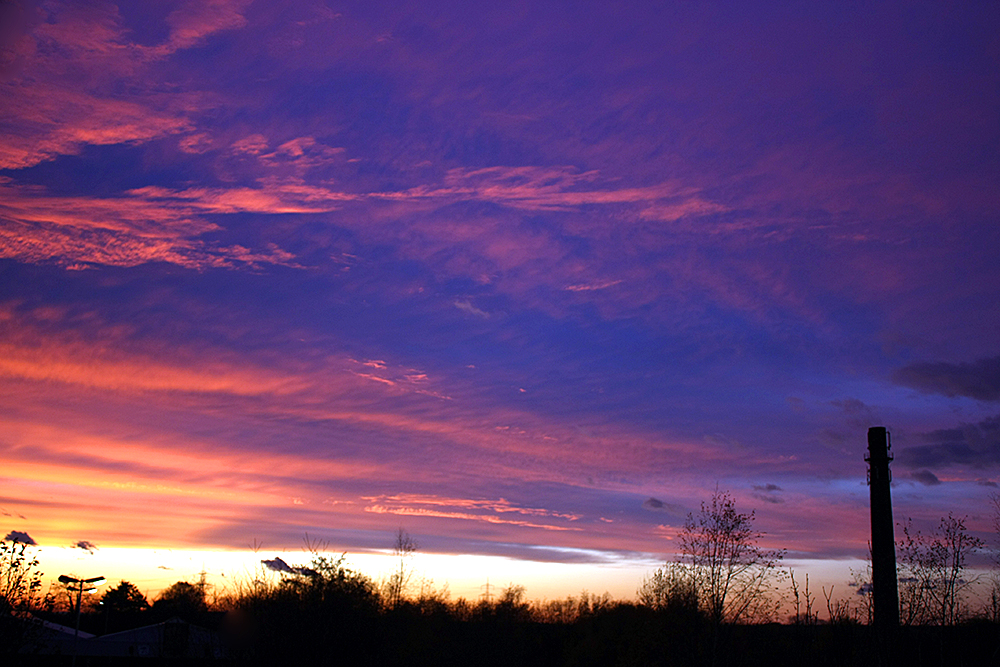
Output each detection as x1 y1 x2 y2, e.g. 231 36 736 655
1 1 998 600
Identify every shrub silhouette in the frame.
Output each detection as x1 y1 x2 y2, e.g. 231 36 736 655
101 580 149 614
153 580 207 619
223 552 380 662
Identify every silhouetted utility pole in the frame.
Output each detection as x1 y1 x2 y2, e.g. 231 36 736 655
58 574 105 667
866 427 899 633
480 578 494 604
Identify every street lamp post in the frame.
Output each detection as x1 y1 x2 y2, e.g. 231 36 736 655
58 574 106 667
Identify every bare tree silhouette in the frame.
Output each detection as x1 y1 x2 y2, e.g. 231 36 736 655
679 489 785 626
898 514 985 625
988 493 1000 623
384 528 417 608
0 537 42 614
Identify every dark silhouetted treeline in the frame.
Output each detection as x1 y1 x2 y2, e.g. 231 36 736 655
16 590 998 666
5 547 1000 666
5 490 1000 665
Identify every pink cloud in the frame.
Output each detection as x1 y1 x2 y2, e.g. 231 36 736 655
0 86 192 170
0 183 213 236
373 166 711 214
565 280 623 293
363 504 582 533
0 339 310 398
638 198 730 222
160 0 251 54
129 185 346 214
0 183 302 269
0 321 870 559
231 134 271 155
363 494 583 532
352 372 397 387
0 1 252 170
0 303 729 495
363 494 581 522
2 157 762 331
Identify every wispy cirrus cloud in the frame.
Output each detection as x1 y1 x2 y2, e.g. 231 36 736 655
129 182 354 214
158 0 251 54
364 494 581 521
136 160 714 219
0 337 309 397
0 303 453 404
0 182 300 269
0 1 252 170
29 0 251 64
2 159 739 320
0 88 193 171
0 303 727 490
414 166 712 212
362 494 582 532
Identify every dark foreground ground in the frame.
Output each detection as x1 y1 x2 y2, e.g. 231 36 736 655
5 604 998 667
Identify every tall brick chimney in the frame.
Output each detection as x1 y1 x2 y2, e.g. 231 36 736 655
866 426 899 631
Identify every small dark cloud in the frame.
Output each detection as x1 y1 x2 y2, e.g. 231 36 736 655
4 530 36 545
642 497 685 515
72 540 98 553
751 484 784 504
262 556 294 573
911 470 941 486
157 565 172 570
893 356 1000 401
262 557 316 577
831 398 869 414
830 398 880 429
753 483 785 505
818 428 848 446
976 478 998 488
900 415 1000 469
786 397 805 412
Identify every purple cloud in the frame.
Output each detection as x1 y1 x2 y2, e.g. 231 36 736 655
752 484 784 504
893 357 1000 402
911 470 941 487
641 498 688 523
262 557 316 577
72 540 98 553
900 415 1000 470
4 530 36 545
